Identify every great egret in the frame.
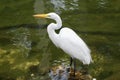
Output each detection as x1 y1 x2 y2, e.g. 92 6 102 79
33 12 93 76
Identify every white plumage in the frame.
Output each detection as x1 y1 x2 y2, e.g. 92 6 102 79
33 12 93 65
58 27 92 64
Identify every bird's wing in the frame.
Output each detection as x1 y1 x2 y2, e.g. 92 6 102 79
59 27 92 64
59 27 90 52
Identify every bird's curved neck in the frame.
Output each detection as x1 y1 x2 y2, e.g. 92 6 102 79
47 16 62 47
54 16 62 30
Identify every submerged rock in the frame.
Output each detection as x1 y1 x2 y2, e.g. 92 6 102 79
49 64 93 80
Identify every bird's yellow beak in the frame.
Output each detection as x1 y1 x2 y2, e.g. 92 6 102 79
33 14 48 18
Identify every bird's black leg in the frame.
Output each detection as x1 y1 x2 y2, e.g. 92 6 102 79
73 59 76 77
70 58 76 78
70 57 73 67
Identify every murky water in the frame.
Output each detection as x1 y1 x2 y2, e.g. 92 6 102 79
0 0 120 80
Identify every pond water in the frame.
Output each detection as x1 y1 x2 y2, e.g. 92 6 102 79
0 0 120 80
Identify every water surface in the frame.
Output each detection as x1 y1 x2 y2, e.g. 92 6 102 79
0 0 120 80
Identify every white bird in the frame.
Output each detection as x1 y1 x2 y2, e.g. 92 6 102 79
33 12 93 75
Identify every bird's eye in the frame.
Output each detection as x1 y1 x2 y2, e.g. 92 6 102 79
47 15 51 18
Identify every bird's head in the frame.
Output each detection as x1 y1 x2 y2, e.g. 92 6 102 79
33 12 59 20
33 12 62 29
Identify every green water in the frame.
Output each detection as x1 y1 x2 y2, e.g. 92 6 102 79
0 0 120 80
